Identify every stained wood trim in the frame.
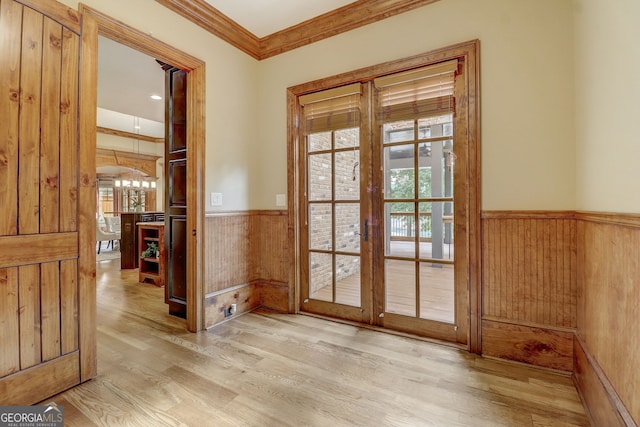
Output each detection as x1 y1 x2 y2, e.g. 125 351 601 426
259 0 440 60
15 0 80 33
204 210 288 217
153 0 259 59
0 351 79 405
576 210 640 228
0 233 78 267
574 334 634 426
482 210 577 220
78 4 203 70
96 147 160 177
205 282 251 299
153 0 440 60
78 9 98 382
482 319 574 372
80 4 206 333
97 126 164 143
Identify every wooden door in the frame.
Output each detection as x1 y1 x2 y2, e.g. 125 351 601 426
164 67 187 318
0 0 93 404
299 84 373 323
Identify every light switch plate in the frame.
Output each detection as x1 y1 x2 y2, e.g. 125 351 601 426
276 194 286 206
211 192 222 206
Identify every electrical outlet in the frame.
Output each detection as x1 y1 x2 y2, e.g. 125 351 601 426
211 192 222 206
230 303 237 315
276 194 286 206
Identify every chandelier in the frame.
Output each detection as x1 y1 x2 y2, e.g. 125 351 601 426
113 116 157 190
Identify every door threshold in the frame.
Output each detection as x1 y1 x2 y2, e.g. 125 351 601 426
298 311 468 352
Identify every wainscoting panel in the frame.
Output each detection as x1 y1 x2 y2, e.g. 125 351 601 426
576 213 640 425
204 211 290 329
481 211 577 329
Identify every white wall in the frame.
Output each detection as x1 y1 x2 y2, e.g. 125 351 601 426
62 0 577 211
60 0 260 211
574 0 640 213
256 0 576 210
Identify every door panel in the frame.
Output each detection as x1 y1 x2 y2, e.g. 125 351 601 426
297 58 470 345
0 0 83 404
165 67 188 318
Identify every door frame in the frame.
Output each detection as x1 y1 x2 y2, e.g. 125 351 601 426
79 6 205 332
287 40 481 351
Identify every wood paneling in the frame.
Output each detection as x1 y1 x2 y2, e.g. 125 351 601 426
482 320 574 372
154 0 440 60
576 212 640 425
204 211 290 327
0 0 86 403
574 335 630 426
204 283 260 327
0 352 79 406
481 211 577 329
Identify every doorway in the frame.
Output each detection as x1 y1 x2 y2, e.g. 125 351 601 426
290 42 480 347
81 5 205 332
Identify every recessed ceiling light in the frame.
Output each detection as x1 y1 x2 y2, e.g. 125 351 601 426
150 94 162 100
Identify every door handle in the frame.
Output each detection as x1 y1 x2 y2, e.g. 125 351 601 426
363 218 369 242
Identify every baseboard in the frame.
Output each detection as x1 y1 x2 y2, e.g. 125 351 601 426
573 335 636 426
481 319 574 372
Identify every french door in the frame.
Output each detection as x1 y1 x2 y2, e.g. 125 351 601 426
298 53 473 345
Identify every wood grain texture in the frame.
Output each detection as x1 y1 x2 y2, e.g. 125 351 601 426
0 352 79 406
13 0 80 33
573 335 630 427
47 259 588 426
482 214 577 329
154 0 441 60
482 320 574 372
0 268 19 377
0 0 21 237
203 211 290 327
0 232 78 267
576 213 640 424
204 283 260 327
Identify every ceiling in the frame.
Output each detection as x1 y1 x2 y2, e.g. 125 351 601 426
97 1 359 136
203 0 357 38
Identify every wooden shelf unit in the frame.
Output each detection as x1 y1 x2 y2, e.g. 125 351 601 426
138 222 165 287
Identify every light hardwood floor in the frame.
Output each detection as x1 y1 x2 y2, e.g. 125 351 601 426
45 259 589 426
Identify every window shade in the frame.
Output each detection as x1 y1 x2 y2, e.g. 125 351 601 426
374 59 458 122
300 83 361 133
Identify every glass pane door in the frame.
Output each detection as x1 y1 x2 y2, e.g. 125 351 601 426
379 114 458 339
302 127 369 322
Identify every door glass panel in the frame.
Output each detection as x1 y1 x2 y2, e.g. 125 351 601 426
309 131 332 152
384 145 415 199
308 153 332 201
335 127 359 149
309 203 332 251
335 150 360 200
385 259 416 316
385 202 415 257
310 252 332 302
418 140 453 199
335 254 360 306
419 202 454 261
383 120 414 143
335 203 360 253
419 262 454 323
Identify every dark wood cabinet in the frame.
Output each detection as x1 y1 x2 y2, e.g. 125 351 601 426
120 212 164 269
138 222 165 287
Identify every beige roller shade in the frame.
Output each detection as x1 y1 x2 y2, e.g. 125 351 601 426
300 83 362 133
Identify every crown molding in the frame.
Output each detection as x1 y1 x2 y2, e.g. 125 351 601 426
97 126 164 144
155 0 440 60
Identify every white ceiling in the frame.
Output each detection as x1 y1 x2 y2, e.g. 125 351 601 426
97 36 165 135
204 0 357 38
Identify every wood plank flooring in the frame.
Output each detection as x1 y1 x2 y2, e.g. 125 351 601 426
45 259 589 426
